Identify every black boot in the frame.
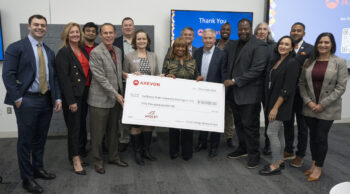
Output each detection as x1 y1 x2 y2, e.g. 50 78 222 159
142 131 157 161
131 134 145 165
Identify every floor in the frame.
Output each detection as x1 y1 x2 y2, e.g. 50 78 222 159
0 123 349 194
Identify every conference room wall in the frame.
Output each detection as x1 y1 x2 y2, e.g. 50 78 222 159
0 0 349 137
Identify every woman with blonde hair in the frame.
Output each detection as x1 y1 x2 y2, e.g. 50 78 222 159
56 23 91 175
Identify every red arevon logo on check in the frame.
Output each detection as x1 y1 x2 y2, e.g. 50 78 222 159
145 111 158 119
133 80 160 86
133 80 139 86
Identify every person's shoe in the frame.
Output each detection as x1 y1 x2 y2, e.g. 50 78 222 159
118 143 129 152
262 145 272 155
208 147 218 158
307 175 320 182
135 151 145 166
283 151 295 160
33 169 56 180
247 159 259 169
73 168 86 175
226 138 235 148
94 164 105 174
194 143 207 152
170 153 179 159
22 179 43 193
290 156 304 168
304 170 312 176
142 131 157 161
227 150 248 159
259 165 281 176
109 159 128 167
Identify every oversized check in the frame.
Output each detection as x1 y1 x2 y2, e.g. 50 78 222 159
122 74 225 132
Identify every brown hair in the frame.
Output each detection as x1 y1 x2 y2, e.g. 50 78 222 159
168 37 192 60
60 22 84 48
131 29 151 50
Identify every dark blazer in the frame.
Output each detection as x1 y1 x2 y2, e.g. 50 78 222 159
193 46 227 83
295 41 313 66
55 45 91 106
265 55 300 121
2 37 61 105
225 36 268 105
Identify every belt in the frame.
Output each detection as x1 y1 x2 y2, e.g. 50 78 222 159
25 91 51 97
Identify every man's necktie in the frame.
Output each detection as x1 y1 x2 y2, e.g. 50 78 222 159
38 43 48 94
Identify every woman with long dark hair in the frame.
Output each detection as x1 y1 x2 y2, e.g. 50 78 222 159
259 36 299 176
299 32 347 181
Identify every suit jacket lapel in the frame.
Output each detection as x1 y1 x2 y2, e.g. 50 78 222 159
319 56 335 98
305 60 316 100
297 41 306 56
24 37 37 72
146 51 154 74
207 47 218 79
69 46 86 79
101 44 117 73
197 48 204 73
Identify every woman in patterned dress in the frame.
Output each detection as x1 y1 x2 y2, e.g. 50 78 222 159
123 29 159 165
162 37 200 161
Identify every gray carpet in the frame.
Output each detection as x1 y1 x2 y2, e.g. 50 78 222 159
0 123 349 194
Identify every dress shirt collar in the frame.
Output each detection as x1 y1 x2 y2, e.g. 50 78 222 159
203 46 215 54
28 34 43 47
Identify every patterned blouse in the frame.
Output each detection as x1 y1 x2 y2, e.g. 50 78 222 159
162 58 198 80
139 58 151 75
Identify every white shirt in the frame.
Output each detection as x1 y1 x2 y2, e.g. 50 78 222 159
295 40 304 54
201 46 215 81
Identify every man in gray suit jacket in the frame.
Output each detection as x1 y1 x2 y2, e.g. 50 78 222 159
224 19 268 169
88 23 128 174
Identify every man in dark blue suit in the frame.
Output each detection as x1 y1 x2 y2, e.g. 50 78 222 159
193 28 227 157
2 14 62 193
284 22 313 167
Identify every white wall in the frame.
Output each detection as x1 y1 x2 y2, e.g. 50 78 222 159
0 0 349 137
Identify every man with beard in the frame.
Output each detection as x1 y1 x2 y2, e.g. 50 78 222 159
283 22 313 168
83 22 98 56
224 19 268 169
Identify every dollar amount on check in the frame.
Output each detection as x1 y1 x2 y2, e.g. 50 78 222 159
122 74 225 132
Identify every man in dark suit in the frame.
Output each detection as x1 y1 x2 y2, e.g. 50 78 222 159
113 17 135 63
163 27 198 64
193 28 227 158
284 22 313 168
193 28 227 157
2 14 62 193
224 19 268 168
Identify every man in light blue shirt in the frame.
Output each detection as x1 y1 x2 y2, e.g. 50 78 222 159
193 28 227 158
2 14 62 193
